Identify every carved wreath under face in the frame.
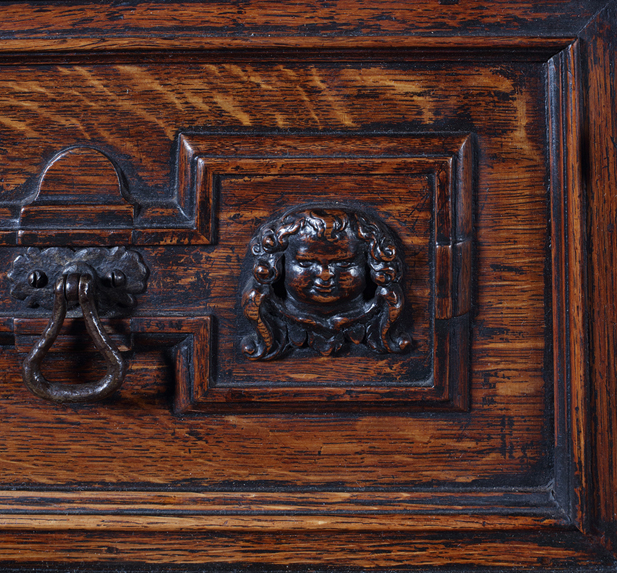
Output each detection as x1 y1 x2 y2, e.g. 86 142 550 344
241 205 411 360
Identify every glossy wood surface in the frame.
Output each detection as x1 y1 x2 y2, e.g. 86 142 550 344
581 1 617 555
0 1 606 52
0 59 549 481
0 1 615 570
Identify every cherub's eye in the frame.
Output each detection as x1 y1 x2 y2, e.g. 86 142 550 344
296 260 313 268
336 261 353 268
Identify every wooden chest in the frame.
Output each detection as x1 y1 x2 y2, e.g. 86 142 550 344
0 2 616 571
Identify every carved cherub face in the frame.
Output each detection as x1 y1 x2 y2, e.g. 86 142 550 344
242 205 410 359
284 228 366 312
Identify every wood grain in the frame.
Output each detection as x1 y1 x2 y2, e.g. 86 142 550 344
548 41 591 535
0 531 613 569
0 1 615 569
581 0 617 554
0 1 603 52
0 59 550 485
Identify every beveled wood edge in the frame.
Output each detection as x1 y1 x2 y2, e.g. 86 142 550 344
3 313 466 414
182 316 468 414
579 0 617 554
180 131 472 155
0 36 577 57
1 316 213 415
0 132 473 247
129 316 212 414
547 42 590 534
175 135 473 413
0 489 567 532
0 514 567 532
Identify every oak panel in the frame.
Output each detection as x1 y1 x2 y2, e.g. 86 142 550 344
2 0 610 565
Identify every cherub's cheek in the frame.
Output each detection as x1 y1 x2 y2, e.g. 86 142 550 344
340 268 364 282
299 270 315 283
288 270 313 291
337 270 366 294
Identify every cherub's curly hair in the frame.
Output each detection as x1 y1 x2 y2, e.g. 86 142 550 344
241 206 411 360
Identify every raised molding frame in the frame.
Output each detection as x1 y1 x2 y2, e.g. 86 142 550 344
0 0 616 566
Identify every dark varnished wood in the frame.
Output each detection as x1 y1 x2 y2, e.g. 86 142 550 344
241 205 412 359
157 132 471 413
581 1 617 555
0 1 605 52
0 531 614 571
0 1 615 570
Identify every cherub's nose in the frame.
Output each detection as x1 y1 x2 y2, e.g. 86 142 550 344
317 265 334 281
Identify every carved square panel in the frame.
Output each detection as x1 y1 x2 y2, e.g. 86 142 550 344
176 133 473 413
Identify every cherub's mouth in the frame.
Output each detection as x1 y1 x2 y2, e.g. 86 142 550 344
313 283 335 293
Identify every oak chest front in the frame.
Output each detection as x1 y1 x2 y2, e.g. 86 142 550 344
0 2 616 571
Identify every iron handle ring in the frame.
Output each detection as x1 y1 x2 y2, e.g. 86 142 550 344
22 273 126 403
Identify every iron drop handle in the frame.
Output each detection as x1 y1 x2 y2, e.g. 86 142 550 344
22 272 126 403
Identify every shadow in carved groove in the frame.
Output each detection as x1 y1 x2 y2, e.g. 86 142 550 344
241 205 412 360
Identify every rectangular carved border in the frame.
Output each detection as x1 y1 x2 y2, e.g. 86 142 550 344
172 133 473 413
0 488 564 531
0 26 615 567
548 40 589 535
550 18 617 554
